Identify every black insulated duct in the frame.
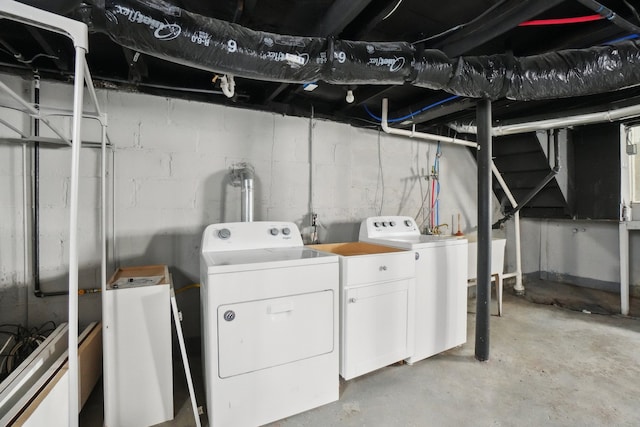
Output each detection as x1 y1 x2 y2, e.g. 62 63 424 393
19 0 81 14
86 0 640 101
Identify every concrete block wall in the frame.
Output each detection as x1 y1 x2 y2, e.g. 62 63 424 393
0 72 487 336
507 218 640 298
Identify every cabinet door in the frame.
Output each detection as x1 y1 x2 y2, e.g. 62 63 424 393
341 279 412 380
412 244 467 363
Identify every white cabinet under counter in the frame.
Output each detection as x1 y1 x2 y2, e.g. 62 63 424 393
309 242 415 380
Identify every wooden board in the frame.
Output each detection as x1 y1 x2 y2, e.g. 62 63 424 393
308 242 406 256
12 322 102 426
0 324 69 426
108 264 169 283
79 323 102 409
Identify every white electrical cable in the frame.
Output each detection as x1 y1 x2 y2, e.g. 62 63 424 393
383 0 404 20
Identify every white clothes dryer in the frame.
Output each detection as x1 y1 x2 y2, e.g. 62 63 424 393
200 221 339 427
359 216 468 364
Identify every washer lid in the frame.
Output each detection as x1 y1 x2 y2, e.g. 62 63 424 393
202 247 338 273
360 235 467 249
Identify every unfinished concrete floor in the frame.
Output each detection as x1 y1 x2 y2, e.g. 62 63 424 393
81 280 640 426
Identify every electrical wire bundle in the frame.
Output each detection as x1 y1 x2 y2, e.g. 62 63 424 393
0 321 57 382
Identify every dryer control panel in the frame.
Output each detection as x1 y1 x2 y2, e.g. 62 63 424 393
202 221 303 252
359 216 420 240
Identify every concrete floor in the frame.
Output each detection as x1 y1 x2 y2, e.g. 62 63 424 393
81 279 640 426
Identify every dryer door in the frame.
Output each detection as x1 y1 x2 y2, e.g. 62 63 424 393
217 290 334 378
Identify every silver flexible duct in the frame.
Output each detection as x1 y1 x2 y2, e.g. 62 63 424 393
230 163 255 222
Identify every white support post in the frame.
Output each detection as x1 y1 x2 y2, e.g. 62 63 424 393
67 45 87 427
491 162 524 294
619 222 630 315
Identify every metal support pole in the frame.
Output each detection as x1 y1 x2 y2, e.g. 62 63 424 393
475 98 492 362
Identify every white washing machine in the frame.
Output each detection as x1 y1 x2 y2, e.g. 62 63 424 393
200 221 339 427
359 216 468 364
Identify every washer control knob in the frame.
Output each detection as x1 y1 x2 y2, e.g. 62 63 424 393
390 221 396 227
282 227 291 236
269 228 280 236
382 222 388 227
374 221 381 227
218 228 231 239
404 219 413 227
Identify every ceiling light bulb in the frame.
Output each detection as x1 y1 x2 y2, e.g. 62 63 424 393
345 89 355 103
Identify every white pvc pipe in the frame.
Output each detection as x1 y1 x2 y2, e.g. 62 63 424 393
220 75 235 98
450 103 640 137
619 222 630 315
100 119 109 427
68 45 86 427
381 98 478 148
101 122 107 294
512 211 523 292
112 149 118 271
490 162 523 293
491 162 516 207
105 149 115 427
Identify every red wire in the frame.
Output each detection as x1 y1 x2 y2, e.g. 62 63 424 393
518 15 603 26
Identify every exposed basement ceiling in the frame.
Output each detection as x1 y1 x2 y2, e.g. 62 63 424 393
2 0 640 132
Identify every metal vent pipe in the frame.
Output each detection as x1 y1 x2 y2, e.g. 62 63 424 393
230 163 255 222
